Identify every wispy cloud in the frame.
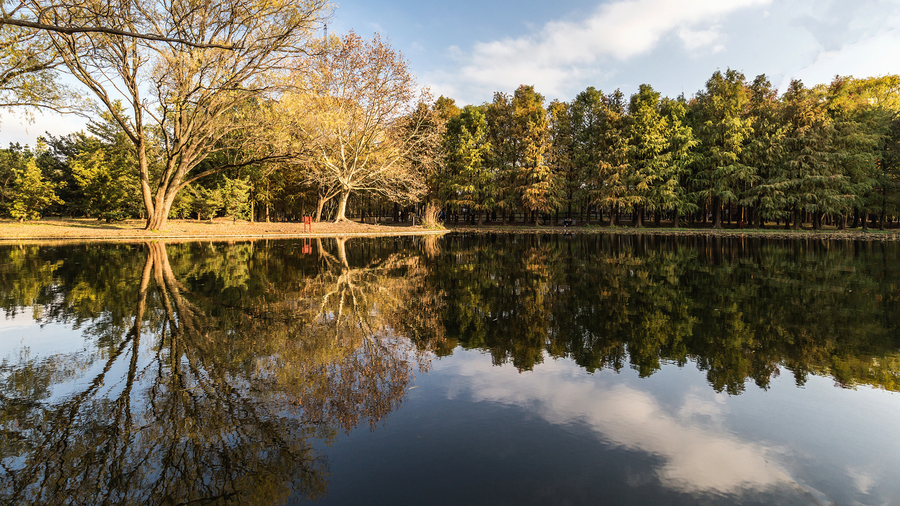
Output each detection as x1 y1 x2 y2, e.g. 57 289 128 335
429 0 770 101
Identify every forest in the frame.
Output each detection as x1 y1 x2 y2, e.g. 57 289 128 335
1 0 899 230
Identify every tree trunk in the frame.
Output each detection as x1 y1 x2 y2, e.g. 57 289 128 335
315 195 326 222
712 197 722 229
335 189 351 222
146 205 169 230
673 208 680 229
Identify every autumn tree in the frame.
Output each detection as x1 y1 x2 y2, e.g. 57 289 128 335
29 0 328 230
285 32 441 222
0 1 83 123
624 84 667 227
512 85 559 220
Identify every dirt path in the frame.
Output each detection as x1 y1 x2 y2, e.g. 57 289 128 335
0 218 446 243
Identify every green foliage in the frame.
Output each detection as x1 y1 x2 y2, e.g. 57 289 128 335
691 69 756 228
220 175 252 221
9 156 63 221
187 184 224 221
445 105 494 221
70 136 140 221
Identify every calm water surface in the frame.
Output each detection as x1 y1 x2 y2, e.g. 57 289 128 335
1 234 898 505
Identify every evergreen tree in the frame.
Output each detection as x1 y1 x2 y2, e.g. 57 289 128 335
511 85 558 221
548 99 577 219
692 69 755 228
742 75 786 226
446 105 494 223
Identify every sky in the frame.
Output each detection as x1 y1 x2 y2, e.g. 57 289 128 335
3 0 900 144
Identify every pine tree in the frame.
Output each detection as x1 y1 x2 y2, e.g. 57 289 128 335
692 69 755 228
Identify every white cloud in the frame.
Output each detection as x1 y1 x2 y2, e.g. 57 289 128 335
782 17 900 91
432 0 770 100
677 26 723 52
442 354 798 495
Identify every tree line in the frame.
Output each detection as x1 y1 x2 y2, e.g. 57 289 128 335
0 0 898 230
433 71 900 230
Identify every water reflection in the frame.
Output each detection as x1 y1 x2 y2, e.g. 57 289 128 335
449 355 793 496
0 238 443 505
1 234 899 505
434 234 900 393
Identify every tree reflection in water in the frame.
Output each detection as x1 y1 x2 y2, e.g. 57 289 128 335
0 238 444 506
435 233 900 394
2 234 900 504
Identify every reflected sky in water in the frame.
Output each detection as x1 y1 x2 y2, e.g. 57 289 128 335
319 348 900 505
1 235 899 505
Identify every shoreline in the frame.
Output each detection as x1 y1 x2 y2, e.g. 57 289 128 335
0 218 448 244
1 217 898 242
446 223 900 241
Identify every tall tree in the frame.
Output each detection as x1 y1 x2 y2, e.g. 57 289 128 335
445 104 494 223
827 76 897 229
692 69 755 228
286 32 440 222
576 88 629 225
511 85 558 220
659 96 699 227
484 91 517 221
548 99 577 219
777 80 844 230
34 0 328 230
625 84 667 227
741 75 785 227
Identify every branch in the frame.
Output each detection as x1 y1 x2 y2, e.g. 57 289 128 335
0 17 240 50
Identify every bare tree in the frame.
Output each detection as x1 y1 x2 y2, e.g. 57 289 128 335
284 32 443 222
25 0 328 229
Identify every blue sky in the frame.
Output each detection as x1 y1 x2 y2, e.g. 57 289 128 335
4 0 900 144
331 0 900 104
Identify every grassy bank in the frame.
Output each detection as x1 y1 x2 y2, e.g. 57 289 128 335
446 222 900 241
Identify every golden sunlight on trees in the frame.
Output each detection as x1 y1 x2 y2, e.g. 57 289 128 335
26 0 329 230
281 32 444 222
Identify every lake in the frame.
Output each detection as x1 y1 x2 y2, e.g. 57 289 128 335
1 234 898 505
